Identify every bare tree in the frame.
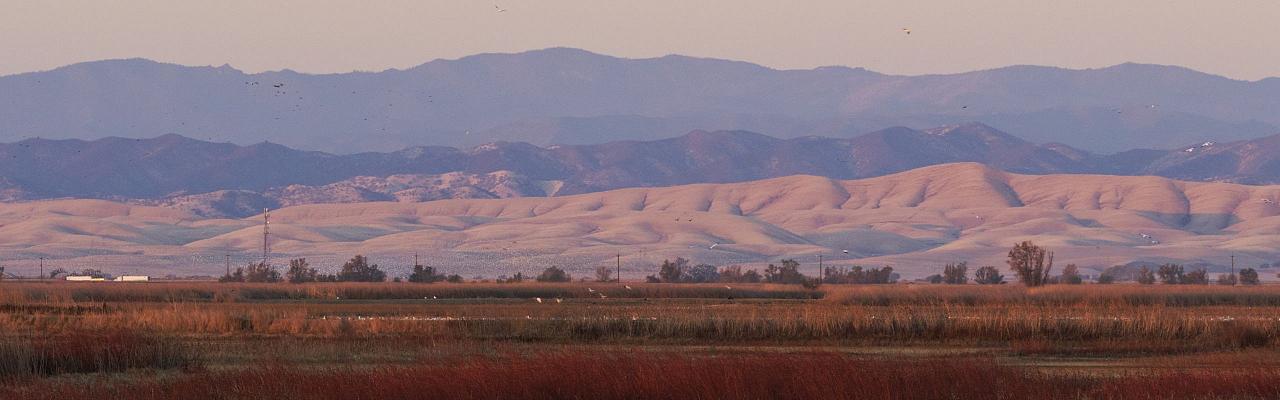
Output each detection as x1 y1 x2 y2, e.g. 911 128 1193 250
1006 241 1053 287
594 266 614 282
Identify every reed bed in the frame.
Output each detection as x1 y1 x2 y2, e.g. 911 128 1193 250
0 282 817 304
3 351 1279 400
0 302 1276 350
0 331 202 380
828 284 1280 307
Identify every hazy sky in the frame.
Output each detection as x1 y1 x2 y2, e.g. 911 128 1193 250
2 0 1278 80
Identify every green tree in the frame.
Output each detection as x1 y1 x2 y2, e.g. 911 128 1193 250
974 266 1004 284
243 262 281 283
1183 269 1209 285
1240 268 1260 285
535 266 571 282
764 259 806 284
1157 264 1185 284
286 258 318 283
658 258 689 283
942 262 968 284
1058 264 1083 285
408 264 445 283
336 255 386 282
685 264 720 283
718 265 761 283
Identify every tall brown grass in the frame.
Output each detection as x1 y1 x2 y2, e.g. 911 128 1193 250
827 284 1280 307
3 351 1279 400
0 331 202 380
0 282 817 303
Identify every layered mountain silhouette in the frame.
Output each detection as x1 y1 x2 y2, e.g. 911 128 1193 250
6 123 1280 217
1 48 1276 153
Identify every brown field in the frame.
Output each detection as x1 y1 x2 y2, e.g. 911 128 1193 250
3 281 1280 399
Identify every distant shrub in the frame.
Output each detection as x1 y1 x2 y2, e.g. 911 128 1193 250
718 265 761 283
1183 269 1209 285
822 266 896 284
1096 272 1115 284
924 274 944 284
1136 267 1156 285
536 266 571 283
1057 264 1083 285
1217 274 1238 286
1240 268 1260 285
974 266 1004 285
408 264 446 283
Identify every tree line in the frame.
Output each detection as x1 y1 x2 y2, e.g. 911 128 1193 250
929 241 1262 286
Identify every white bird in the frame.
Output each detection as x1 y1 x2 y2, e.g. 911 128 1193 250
555 298 563 303
535 297 543 303
432 296 438 299
902 28 911 35
625 285 633 290
724 285 732 290
525 315 532 320
587 288 596 293
494 5 507 12
709 243 718 249
599 294 608 299
842 249 849 254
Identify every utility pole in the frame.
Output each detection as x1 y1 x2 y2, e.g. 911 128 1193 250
261 209 271 267
616 253 622 283
225 254 231 277
39 257 44 281
1230 254 1236 286
414 253 420 267
817 254 823 282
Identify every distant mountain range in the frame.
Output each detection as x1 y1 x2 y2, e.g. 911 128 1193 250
1 48 1276 153
6 123 1280 217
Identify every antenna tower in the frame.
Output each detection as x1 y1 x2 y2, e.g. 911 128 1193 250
262 209 271 267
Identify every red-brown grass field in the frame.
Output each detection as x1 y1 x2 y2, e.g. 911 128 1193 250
3 281 1280 399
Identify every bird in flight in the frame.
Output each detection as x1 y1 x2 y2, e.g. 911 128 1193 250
902 28 911 35
494 5 507 12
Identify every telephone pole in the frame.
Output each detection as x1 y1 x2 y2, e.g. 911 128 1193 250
1230 254 1236 286
616 253 622 282
38 257 44 281
225 254 231 277
817 254 823 281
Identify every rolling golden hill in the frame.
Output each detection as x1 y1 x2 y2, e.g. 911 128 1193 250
2 163 1277 279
